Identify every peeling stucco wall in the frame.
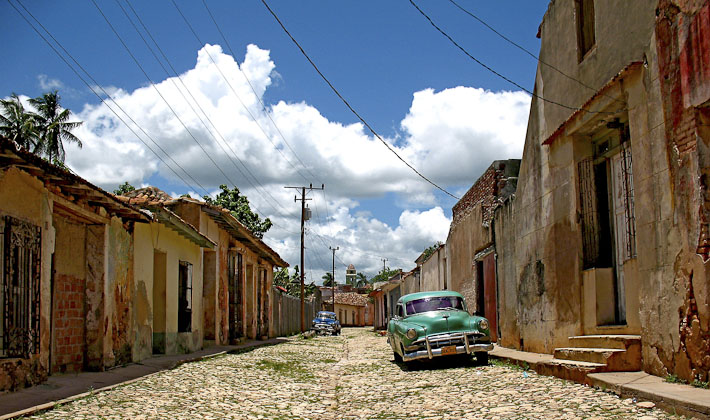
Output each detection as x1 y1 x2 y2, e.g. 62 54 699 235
649 0 710 381
0 168 52 391
106 218 134 367
496 0 659 353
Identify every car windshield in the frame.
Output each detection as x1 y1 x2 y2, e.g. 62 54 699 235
317 312 336 319
405 296 465 315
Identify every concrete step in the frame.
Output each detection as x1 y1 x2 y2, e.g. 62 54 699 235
568 334 640 350
537 358 606 384
554 346 642 372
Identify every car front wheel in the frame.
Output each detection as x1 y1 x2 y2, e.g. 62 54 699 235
475 352 489 366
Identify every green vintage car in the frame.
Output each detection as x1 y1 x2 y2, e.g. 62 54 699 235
387 291 493 364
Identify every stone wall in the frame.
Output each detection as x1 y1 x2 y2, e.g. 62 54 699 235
649 0 710 382
447 159 520 313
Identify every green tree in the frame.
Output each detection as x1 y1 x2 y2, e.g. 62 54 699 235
420 241 444 261
354 272 368 288
114 182 136 195
29 91 82 164
204 184 272 239
0 93 39 150
369 267 401 284
322 272 334 287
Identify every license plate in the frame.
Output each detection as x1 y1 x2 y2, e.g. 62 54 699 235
441 345 457 356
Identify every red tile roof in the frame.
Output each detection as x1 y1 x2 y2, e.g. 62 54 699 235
334 292 369 307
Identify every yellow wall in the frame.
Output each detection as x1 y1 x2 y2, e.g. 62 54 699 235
133 221 204 355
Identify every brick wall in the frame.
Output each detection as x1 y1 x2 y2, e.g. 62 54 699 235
451 160 520 228
52 274 85 373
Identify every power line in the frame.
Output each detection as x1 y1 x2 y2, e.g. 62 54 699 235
408 0 617 115
445 0 626 106
259 0 460 200
90 0 242 190
118 0 291 219
9 0 208 196
201 0 316 183
169 0 317 221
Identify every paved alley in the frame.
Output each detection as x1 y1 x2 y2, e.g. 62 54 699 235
25 328 686 420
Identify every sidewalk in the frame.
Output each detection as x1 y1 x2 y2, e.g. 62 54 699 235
490 344 710 419
0 338 285 420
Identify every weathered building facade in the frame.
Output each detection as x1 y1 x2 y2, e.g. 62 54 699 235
0 138 148 390
416 243 447 292
493 0 710 381
446 159 520 342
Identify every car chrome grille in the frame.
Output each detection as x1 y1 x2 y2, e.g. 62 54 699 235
411 332 484 350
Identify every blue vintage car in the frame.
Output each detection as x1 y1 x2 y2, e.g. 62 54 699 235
387 291 493 364
311 311 341 335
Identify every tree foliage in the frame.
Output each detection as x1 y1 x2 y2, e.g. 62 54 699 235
420 241 444 261
0 90 82 165
204 184 272 239
114 182 136 195
29 91 82 163
273 266 317 298
354 272 368 288
0 93 38 150
369 267 402 285
322 272 334 287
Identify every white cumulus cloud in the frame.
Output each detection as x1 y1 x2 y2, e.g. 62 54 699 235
54 43 528 282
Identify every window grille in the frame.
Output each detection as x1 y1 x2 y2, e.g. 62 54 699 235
228 252 243 340
619 143 637 260
578 158 601 268
178 261 192 333
1 215 41 358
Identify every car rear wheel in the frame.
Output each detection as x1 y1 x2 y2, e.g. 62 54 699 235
475 352 489 366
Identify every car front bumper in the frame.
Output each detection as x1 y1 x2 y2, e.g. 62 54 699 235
403 333 493 362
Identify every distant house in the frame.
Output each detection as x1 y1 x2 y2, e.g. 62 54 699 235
416 243 447 292
119 188 288 342
334 292 371 326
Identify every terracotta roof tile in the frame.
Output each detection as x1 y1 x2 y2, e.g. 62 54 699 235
334 292 369 307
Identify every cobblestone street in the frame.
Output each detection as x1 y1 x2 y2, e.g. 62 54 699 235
27 328 686 420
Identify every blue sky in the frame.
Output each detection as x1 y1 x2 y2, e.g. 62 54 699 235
1 1 547 281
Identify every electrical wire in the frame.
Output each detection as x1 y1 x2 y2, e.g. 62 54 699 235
90 0 241 190
118 0 290 219
9 0 208 196
259 0 460 200
201 0 316 183
446 0 626 107
408 0 617 115
169 0 323 225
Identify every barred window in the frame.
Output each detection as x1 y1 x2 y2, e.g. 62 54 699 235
178 261 192 333
578 124 636 269
1 215 42 358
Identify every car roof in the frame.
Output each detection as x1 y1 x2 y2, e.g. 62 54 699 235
317 311 336 315
397 290 464 304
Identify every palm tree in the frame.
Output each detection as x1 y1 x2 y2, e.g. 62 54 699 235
354 272 368 288
29 91 82 163
0 93 39 150
322 272 334 287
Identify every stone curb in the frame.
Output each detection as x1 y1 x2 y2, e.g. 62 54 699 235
587 374 710 420
0 341 276 420
489 351 710 420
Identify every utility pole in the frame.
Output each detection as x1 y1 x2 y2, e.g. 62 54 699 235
381 258 388 275
285 183 324 332
329 246 339 311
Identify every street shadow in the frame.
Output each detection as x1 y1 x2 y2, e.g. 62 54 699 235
391 355 488 372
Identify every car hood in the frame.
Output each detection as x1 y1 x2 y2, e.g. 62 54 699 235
404 310 471 335
313 317 338 324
